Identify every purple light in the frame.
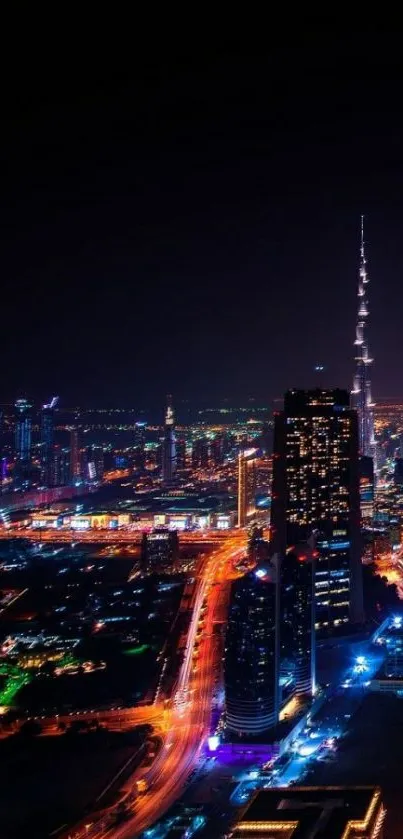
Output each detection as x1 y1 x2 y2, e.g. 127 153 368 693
208 735 220 752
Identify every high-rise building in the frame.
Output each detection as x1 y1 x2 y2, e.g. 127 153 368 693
360 454 375 523
224 562 280 737
233 786 385 839
134 422 146 471
141 530 179 573
210 435 224 465
69 425 80 482
225 545 316 739
53 445 70 486
14 398 33 489
14 399 32 463
192 437 209 469
352 216 375 460
87 445 104 481
175 437 187 470
280 542 316 696
271 389 363 632
237 448 258 527
40 396 58 487
162 395 176 484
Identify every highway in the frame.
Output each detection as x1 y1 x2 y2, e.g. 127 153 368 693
0 525 245 547
23 705 166 735
64 535 246 839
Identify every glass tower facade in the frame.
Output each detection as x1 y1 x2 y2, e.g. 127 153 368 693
41 399 57 487
271 389 363 633
14 399 33 488
280 544 316 696
15 399 32 463
237 449 258 527
224 564 279 737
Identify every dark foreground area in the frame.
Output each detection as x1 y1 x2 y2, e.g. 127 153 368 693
0 727 146 839
305 692 403 839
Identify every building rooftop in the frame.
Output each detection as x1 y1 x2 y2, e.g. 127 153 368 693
234 786 384 838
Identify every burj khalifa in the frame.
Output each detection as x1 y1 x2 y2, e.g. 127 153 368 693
352 216 375 460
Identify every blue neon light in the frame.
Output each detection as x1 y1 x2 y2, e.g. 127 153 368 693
328 541 350 550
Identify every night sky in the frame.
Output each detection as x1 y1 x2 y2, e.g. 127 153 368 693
2 33 403 410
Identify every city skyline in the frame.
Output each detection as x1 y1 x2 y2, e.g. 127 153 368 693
2 30 403 839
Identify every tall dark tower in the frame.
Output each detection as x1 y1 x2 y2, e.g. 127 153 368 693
41 396 58 487
14 398 33 489
224 562 280 737
352 216 375 460
271 389 363 633
237 448 258 527
280 543 316 697
162 394 176 484
69 425 80 482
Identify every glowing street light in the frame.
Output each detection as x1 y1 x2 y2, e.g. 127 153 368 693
353 655 368 674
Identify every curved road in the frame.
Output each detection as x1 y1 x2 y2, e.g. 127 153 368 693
68 537 245 839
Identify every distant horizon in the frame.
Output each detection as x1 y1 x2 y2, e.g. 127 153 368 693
2 394 403 411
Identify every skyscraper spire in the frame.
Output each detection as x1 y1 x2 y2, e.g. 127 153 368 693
352 215 375 458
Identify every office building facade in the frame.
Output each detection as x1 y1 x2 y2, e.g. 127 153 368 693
40 397 58 487
224 563 279 736
69 425 81 482
280 543 316 696
14 398 33 489
141 529 179 573
271 389 363 632
237 448 258 527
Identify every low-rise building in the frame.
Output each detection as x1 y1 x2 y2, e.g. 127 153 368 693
233 786 385 838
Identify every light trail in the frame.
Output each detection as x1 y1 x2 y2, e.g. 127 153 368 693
65 536 246 839
0 587 28 614
25 705 166 735
0 526 245 545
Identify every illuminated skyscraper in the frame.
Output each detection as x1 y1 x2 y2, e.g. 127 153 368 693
69 425 80 482
133 422 146 471
225 549 316 738
14 398 33 488
224 562 280 736
162 394 176 483
53 445 70 486
271 389 363 632
40 396 58 487
15 399 32 462
352 216 375 459
359 454 374 524
237 448 258 527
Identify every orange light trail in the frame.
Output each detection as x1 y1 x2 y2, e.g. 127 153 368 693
65 535 246 839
